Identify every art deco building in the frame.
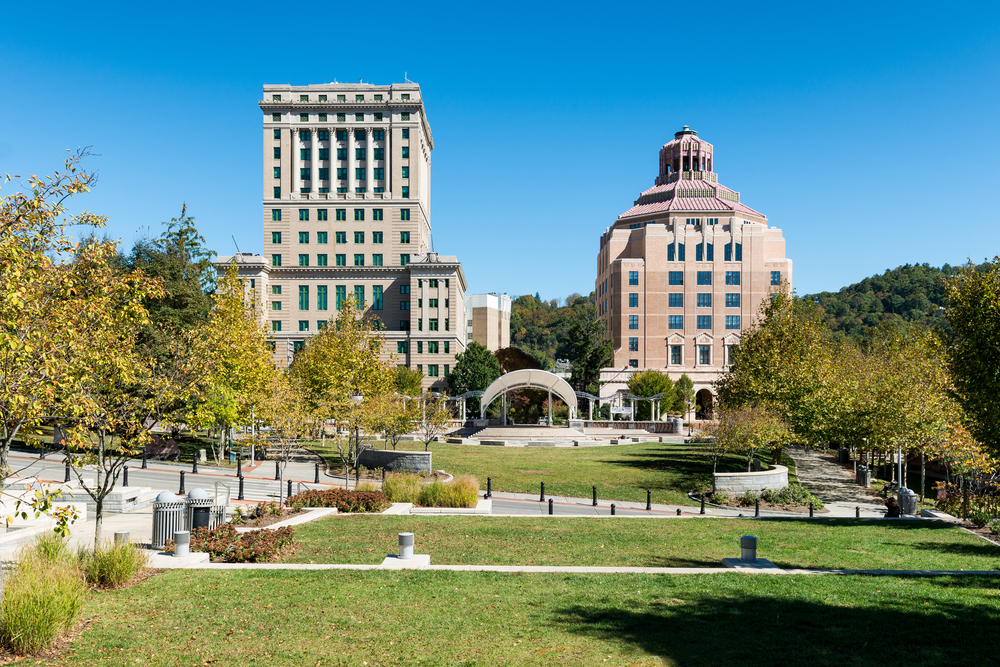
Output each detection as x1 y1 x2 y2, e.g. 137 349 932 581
595 126 792 415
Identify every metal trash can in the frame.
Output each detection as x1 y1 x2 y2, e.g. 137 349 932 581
857 465 871 488
898 487 918 515
185 488 215 532
838 447 849 464
151 492 185 550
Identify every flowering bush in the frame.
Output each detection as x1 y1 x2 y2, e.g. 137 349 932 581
181 524 294 563
287 489 388 513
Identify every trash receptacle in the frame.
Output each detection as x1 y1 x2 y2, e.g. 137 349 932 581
152 492 185 550
898 487 918 515
838 447 849 464
185 488 215 532
857 465 871 488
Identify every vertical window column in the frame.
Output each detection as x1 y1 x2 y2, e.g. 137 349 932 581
347 126 356 195
365 127 373 194
290 128 299 198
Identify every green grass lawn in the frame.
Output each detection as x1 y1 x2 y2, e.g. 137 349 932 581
309 440 797 506
54 570 1000 666
282 515 1000 571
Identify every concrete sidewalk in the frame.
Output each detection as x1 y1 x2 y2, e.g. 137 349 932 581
789 448 888 517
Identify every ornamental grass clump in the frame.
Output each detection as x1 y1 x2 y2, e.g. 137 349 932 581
0 539 87 654
418 475 480 508
382 472 422 504
78 540 148 589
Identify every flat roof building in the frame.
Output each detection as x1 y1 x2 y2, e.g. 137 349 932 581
595 126 792 417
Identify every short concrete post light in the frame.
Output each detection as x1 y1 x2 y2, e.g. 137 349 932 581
740 535 757 563
173 530 190 558
398 532 414 560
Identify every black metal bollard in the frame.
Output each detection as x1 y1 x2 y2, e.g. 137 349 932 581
237 455 242 477
275 460 280 481
486 477 492 499
646 489 652 511
548 498 553 515
238 476 245 501
856 506 860 518
611 503 616 516
676 508 682 516
64 458 71 483
315 463 320 484
287 479 293 499
755 499 760 517
141 447 147 469
809 502 814 518
700 493 706 515
593 485 598 507
540 482 545 502
39 444 45 459
123 466 129 488
192 453 198 474
179 470 186 495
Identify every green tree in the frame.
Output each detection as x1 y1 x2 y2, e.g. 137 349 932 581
418 394 451 451
673 374 695 419
447 342 501 416
566 303 613 396
395 366 424 397
946 257 1000 456
626 369 675 421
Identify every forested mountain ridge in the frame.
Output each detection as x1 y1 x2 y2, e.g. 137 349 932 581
508 293 595 369
801 263 958 340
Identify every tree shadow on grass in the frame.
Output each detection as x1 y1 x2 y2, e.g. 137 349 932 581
906 540 1000 564
557 577 1000 667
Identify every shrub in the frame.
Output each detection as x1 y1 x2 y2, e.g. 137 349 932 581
32 533 73 565
185 524 295 563
417 475 480 508
969 508 993 528
285 489 389 513
382 472 422 504
713 484 824 510
356 481 380 493
78 540 147 589
0 542 86 654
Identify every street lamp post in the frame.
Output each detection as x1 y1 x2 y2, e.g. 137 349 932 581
351 389 363 486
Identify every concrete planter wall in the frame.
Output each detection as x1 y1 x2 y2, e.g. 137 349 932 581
358 449 432 473
713 464 788 495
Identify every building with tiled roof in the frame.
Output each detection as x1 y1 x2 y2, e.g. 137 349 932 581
595 126 792 418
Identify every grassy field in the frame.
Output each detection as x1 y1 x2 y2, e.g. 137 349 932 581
282 515 1000 571
53 570 1000 666
309 440 797 506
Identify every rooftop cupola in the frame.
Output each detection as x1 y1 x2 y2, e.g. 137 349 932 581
655 126 714 185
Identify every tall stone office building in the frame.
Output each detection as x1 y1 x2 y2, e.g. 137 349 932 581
224 81 473 391
595 127 792 416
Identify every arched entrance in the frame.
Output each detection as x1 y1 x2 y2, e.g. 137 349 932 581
695 389 714 420
480 369 579 425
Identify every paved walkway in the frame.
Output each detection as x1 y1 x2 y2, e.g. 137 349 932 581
789 448 887 517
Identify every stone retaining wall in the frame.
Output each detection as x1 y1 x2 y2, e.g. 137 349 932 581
713 464 788 495
358 449 432 473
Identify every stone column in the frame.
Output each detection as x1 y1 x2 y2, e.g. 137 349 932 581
291 128 299 197
347 127 356 196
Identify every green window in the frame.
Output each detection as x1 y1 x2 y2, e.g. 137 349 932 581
336 209 347 221
271 301 281 311
273 187 280 198
444 365 449 377
272 113 280 122
336 286 346 310
354 254 364 266
299 231 309 243
298 320 309 331
354 209 365 221
444 341 450 353
337 113 346 122
271 285 281 295
354 285 365 308
271 231 281 244
429 298 438 308
372 254 383 266
428 319 439 331
397 341 408 354
298 254 309 266
429 279 438 288
401 113 410 121
373 285 383 310
400 285 410 294
336 168 347 180
427 364 438 377
298 285 309 310
401 146 410 158
401 166 409 179
355 113 364 122
400 208 410 221
317 321 327 330
354 231 364 243
316 254 328 266
271 254 281 267
372 232 383 244
271 210 281 222
336 254 346 266
336 232 347 244
402 127 409 136
317 209 328 221
402 186 409 199
317 231 328 244
418 318 422 331
317 286 328 310
400 232 410 244
273 167 281 179
417 341 423 354
428 341 439 354
373 209 383 221
272 321 281 332
400 254 410 266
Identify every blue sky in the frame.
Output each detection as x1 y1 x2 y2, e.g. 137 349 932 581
3 1 999 301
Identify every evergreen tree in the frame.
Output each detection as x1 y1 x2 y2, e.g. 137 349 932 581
447 342 501 415
566 303 612 395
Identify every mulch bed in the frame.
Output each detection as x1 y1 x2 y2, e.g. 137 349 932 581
955 521 1000 546
233 509 304 528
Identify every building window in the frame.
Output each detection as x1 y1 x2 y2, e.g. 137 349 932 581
400 254 410 266
400 209 411 221
726 271 741 286
771 271 781 285
271 254 281 267
272 113 281 122
427 364 439 377
400 301 410 310
316 285 328 310
400 285 410 295
402 186 409 199
428 318 439 331
374 147 385 160
696 244 703 262
273 167 281 179
271 231 282 244
628 293 638 308
354 113 364 122
272 321 281 332
300 147 311 161
628 359 638 368
628 337 639 351
726 293 740 307
417 319 422 331
697 293 712 308
668 315 683 330
336 232 347 244
373 129 385 140
318 168 329 181
699 345 710 365
668 271 683 286
298 285 309 310
400 321 410 331
670 345 682 365
354 285 365 308
368 231 382 245
628 271 639 285
298 254 309 267
397 341 408 354
400 232 410 244
373 285 383 310
726 315 741 329
736 244 743 261
667 244 676 262
336 254 346 266
299 320 309 331
300 168 311 181
401 166 410 179
428 279 439 288
299 230 309 242
316 231 328 244
707 243 714 261
628 315 639 330
355 168 366 181
272 285 281 295
725 243 732 262
354 254 364 266
271 301 281 311
372 254 383 266
293 341 306 353
316 254 328 266
697 271 712 285
444 341 450 353
271 209 281 222
332 208 345 221
678 243 685 261
428 341 439 354
336 285 346 310
273 187 281 199
668 293 683 308
697 315 712 329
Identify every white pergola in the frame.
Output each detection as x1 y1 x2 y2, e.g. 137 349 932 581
480 369 579 425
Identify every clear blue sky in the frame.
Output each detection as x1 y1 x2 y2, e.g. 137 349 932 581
3 1 999 301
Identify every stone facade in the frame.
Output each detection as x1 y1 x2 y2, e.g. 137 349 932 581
713 464 789 495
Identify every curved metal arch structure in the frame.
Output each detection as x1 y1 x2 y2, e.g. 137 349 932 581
480 369 579 422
